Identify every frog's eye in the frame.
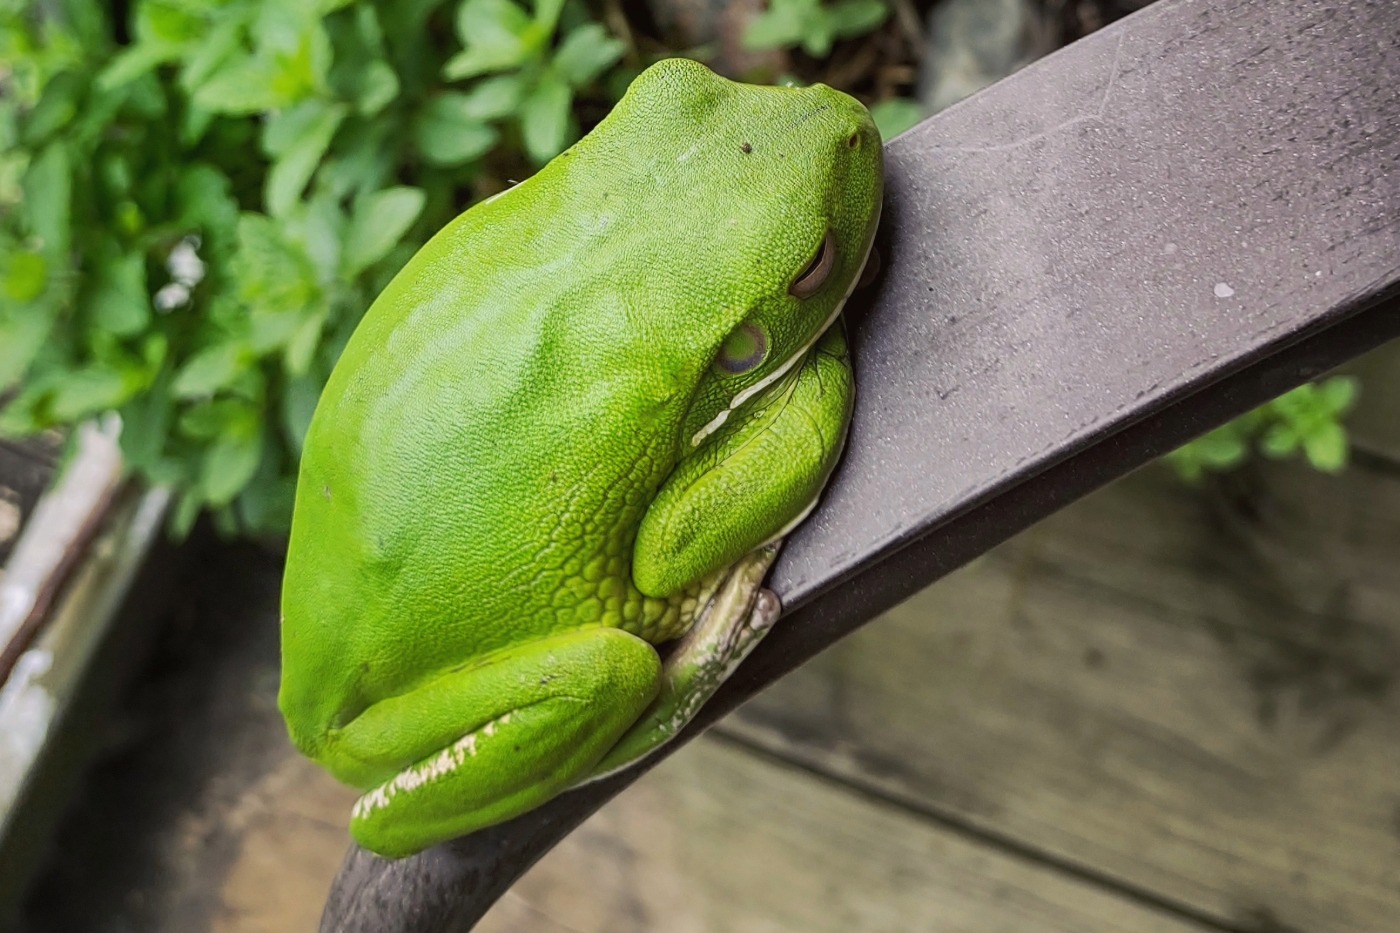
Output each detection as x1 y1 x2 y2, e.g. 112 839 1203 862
716 323 768 375
790 231 836 298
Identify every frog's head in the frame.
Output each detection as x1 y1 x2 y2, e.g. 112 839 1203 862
583 58 884 449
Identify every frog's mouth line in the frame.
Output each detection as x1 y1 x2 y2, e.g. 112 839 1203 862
690 200 883 449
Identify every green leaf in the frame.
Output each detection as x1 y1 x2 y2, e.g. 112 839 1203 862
49 366 142 421
0 383 51 436
357 61 400 115
232 213 320 313
201 421 264 506
284 310 325 376
0 298 56 386
169 488 204 541
743 4 804 51
415 94 499 167
319 120 397 199
869 98 924 140
457 75 525 121
800 17 837 58
342 186 426 277
264 102 347 217
178 18 246 96
1318 376 1358 414
2 250 49 303
830 0 889 38
286 190 346 283
98 43 178 92
179 399 249 440
443 46 521 81
445 0 535 79
23 71 83 144
91 0 199 92
119 377 173 474
456 0 532 49
87 251 151 337
137 0 206 47
193 58 284 114
553 24 624 87
173 342 249 398
1260 423 1300 458
252 2 314 55
1164 448 1205 483
22 143 72 256
531 0 568 34
175 164 240 246
1302 421 1348 472
1191 427 1246 468
270 22 334 103
264 100 327 157
520 74 573 164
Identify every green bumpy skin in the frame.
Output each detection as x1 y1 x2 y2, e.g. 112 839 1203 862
278 58 884 859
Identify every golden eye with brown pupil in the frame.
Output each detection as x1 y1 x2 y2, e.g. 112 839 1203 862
716 323 768 374
790 231 836 298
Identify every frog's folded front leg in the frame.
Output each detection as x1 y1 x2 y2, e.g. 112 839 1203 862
589 325 854 778
318 627 660 858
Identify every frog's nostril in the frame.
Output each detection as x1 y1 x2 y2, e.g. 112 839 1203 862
846 131 861 149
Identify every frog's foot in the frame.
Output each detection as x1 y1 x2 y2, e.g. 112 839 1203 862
584 543 782 780
318 627 661 858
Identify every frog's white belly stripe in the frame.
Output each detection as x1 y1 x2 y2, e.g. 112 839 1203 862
691 213 881 449
352 711 515 819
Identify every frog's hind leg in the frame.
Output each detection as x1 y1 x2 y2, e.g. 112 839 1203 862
320 626 660 858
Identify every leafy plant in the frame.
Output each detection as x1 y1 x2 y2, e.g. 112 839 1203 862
1166 377 1359 482
443 0 625 164
869 98 923 140
0 0 629 538
743 0 890 59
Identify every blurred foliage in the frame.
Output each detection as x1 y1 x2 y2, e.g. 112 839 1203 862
1166 377 1359 482
743 0 889 59
868 97 923 139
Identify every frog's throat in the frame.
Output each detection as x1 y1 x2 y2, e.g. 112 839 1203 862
690 203 882 449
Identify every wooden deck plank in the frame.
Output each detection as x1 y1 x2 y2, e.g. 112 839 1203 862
725 460 1400 933
194 723 1214 933
476 738 1213 933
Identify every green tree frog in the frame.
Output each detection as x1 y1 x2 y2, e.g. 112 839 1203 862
279 58 883 859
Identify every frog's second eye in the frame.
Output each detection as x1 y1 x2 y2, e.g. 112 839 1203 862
790 231 836 298
716 323 768 374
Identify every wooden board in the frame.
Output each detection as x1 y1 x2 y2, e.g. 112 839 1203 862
477 738 1210 933
724 459 1400 933
172 713 1209 933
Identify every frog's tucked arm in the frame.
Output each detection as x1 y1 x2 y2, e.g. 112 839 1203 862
633 324 855 597
587 325 855 777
